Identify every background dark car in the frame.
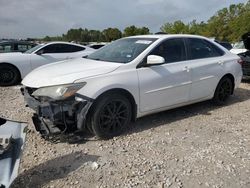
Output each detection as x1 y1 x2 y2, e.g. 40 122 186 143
215 40 233 50
0 41 37 53
238 32 250 78
239 51 250 78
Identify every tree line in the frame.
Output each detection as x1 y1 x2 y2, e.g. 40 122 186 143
43 26 150 43
42 1 250 43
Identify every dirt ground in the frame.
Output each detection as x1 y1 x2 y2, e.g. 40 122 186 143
0 82 250 188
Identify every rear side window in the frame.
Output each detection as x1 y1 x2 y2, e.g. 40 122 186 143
187 38 224 60
150 38 186 63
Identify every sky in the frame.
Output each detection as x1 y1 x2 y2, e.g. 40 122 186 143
0 0 247 39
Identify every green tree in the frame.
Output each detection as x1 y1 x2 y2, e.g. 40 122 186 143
43 36 52 41
65 28 82 42
123 25 150 37
102 28 122 42
161 20 189 34
188 20 207 35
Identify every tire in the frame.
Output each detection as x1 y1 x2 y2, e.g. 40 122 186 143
213 77 233 105
88 93 132 139
0 64 21 86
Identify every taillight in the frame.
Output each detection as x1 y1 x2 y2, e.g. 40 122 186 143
237 58 244 66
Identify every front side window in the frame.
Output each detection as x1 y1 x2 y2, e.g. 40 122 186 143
39 44 85 54
40 44 57 53
187 38 224 60
86 38 158 63
150 38 186 63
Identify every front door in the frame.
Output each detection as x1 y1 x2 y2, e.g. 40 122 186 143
137 38 192 112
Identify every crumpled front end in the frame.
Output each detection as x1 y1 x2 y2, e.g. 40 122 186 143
21 87 93 137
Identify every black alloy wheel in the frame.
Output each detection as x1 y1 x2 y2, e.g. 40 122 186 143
213 77 233 105
0 65 20 86
88 93 132 139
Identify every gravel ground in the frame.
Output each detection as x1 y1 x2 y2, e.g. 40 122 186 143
0 82 250 188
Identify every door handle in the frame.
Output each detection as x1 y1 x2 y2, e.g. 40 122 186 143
218 61 224 65
183 66 190 72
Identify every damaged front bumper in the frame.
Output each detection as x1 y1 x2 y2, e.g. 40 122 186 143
21 87 93 137
0 118 27 188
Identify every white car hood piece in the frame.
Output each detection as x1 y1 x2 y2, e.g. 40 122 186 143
0 118 27 188
22 58 122 88
230 48 247 54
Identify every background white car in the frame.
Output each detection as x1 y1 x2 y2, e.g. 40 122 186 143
0 42 95 86
230 41 247 54
22 35 243 139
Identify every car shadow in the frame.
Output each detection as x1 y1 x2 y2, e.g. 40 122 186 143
11 152 99 188
125 87 250 135
242 78 250 83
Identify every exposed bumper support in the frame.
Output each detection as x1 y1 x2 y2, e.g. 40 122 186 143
22 87 93 137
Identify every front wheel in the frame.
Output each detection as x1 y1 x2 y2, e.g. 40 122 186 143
0 65 21 86
213 77 233 105
88 93 132 139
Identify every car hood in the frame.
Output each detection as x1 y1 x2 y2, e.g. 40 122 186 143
242 32 250 50
22 58 122 88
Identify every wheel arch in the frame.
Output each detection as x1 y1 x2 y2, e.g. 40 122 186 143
89 88 137 122
220 73 235 94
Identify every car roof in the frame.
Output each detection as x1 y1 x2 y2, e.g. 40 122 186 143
44 41 89 48
127 34 210 40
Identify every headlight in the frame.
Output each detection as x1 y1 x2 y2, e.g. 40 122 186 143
32 82 86 100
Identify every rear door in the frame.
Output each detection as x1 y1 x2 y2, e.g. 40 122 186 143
137 38 192 112
185 38 226 100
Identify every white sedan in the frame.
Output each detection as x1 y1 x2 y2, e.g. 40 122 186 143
0 42 95 86
22 35 243 139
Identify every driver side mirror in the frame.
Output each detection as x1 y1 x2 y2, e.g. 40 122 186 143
147 55 165 66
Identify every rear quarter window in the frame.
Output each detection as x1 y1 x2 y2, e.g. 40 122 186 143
186 38 225 60
70 45 85 52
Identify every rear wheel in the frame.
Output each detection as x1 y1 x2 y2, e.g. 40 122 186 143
0 64 20 86
213 77 233 105
88 93 132 139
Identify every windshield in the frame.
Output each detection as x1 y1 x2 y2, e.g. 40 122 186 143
24 44 43 54
86 38 157 63
233 41 245 49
